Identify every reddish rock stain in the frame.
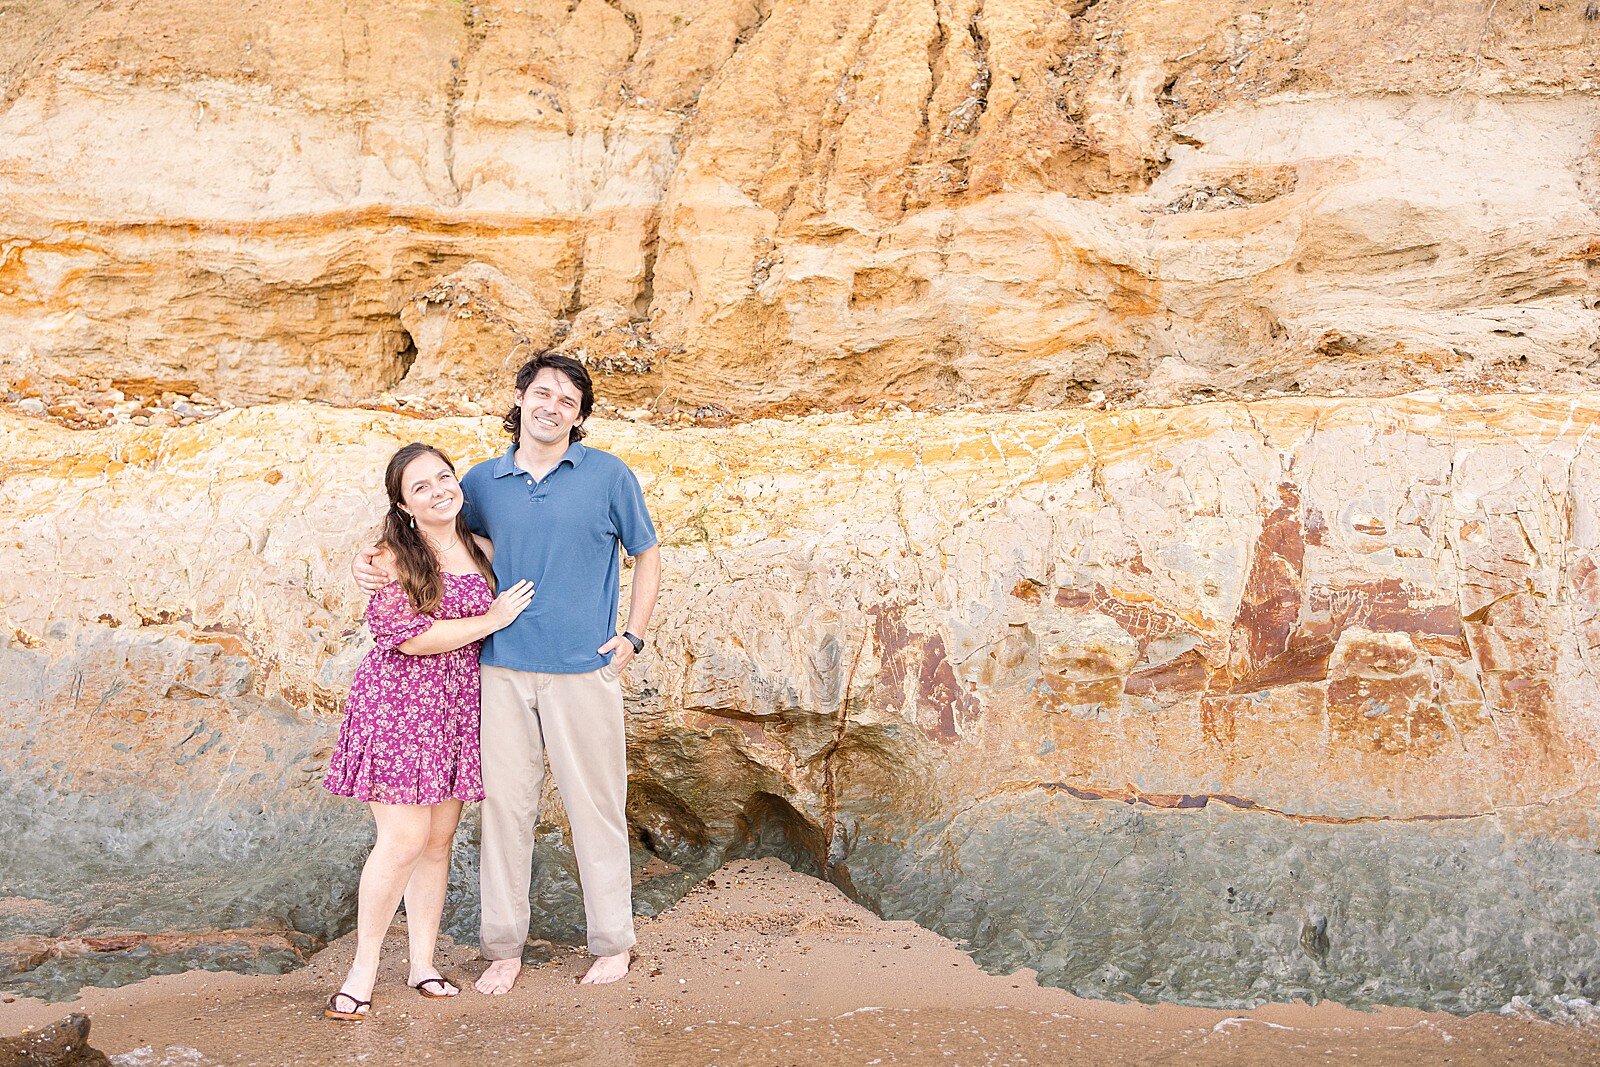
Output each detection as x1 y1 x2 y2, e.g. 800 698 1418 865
1123 649 1210 698
1009 579 1044 605
1326 671 1442 755
1043 782 1488 825
1053 583 1189 653
1199 694 1236 745
873 603 979 742
1236 481 1305 669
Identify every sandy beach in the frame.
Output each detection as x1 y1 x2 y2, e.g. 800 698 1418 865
2 859 1595 1066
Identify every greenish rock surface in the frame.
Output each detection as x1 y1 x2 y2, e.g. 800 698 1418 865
0 777 716 1003
837 791 1600 1013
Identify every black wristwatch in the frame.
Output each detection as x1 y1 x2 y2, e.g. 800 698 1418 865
623 631 645 655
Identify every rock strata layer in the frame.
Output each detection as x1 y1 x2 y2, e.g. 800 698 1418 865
2 1 1598 413
3 395 1599 1009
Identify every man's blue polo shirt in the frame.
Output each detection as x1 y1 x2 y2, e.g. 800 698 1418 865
460 440 657 674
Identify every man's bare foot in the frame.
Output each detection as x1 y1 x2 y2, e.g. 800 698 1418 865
475 957 522 995
580 951 630 985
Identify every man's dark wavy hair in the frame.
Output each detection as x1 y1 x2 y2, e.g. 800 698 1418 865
503 351 594 444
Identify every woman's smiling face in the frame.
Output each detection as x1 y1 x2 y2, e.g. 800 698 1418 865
398 452 463 528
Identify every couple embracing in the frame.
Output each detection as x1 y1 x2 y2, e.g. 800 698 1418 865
320 352 660 1020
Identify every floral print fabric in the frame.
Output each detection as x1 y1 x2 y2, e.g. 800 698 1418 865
324 572 492 805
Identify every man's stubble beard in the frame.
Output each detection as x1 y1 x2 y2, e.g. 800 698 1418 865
521 418 571 446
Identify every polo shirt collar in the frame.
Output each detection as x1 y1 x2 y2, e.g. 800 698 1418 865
491 440 588 477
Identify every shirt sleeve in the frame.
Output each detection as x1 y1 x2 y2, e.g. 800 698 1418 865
610 463 658 557
461 470 489 537
365 581 435 651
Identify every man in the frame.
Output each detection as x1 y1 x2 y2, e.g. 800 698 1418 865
354 352 660 991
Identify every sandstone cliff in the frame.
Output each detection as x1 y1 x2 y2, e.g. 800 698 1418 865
4 0 1600 1015
2 1 1598 414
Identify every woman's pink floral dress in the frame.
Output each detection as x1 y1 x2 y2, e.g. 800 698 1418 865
324 573 492 805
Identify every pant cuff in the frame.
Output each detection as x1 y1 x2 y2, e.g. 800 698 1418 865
479 930 529 961
481 948 524 962
588 930 637 957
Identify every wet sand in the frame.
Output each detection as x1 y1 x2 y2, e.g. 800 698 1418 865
3 859 1596 1065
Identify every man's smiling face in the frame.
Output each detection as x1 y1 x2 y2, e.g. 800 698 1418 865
515 366 585 445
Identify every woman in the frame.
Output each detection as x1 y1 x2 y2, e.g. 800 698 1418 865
321 442 535 1021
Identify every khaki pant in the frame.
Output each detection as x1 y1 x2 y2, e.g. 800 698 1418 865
478 662 635 959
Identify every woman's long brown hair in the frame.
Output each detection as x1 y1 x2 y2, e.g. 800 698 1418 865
380 443 496 614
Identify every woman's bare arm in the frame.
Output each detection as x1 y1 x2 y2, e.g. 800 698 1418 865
395 580 534 655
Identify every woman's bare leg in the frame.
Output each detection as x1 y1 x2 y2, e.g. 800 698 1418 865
402 799 464 993
332 803 432 1012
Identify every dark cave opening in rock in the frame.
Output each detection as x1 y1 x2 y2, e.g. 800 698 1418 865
387 324 418 390
726 792 829 881
627 781 712 867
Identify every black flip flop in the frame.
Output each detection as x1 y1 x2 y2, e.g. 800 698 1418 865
324 991 371 1021
410 977 460 999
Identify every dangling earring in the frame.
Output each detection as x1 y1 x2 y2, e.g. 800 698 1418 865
409 514 416 529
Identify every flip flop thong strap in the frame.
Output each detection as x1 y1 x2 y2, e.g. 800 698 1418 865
330 992 370 1012
416 978 455 994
